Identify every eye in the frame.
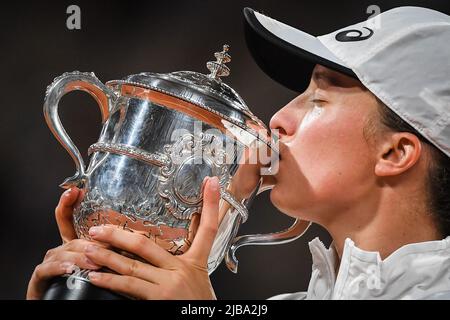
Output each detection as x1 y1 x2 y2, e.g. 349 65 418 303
310 99 326 107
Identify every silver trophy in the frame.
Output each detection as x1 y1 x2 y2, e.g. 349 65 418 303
42 45 310 299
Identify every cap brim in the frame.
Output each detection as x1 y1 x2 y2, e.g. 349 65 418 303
243 7 357 92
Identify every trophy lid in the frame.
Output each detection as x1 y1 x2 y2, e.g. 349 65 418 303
106 45 268 138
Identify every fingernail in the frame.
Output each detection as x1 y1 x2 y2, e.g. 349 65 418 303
201 176 210 191
203 176 210 184
60 262 75 274
89 226 102 237
209 176 219 191
88 272 100 281
63 188 73 197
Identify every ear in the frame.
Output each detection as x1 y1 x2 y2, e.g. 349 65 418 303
374 132 423 177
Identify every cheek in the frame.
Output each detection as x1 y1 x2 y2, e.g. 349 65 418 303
299 105 323 131
275 107 374 214
297 107 371 170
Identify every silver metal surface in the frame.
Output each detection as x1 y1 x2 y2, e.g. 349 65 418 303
43 71 117 188
207 44 231 79
88 142 169 167
43 46 310 276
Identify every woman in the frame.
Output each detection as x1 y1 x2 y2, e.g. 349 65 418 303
27 6 450 299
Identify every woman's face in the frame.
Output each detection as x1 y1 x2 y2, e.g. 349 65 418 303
268 64 380 225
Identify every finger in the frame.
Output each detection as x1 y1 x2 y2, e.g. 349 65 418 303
88 226 175 268
88 272 157 300
45 250 100 270
85 245 161 283
44 239 109 262
26 261 75 300
55 188 80 243
185 176 219 263
63 238 110 252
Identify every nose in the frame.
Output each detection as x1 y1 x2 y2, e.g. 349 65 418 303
269 107 296 140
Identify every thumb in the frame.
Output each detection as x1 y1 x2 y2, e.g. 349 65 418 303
185 176 220 265
55 187 80 243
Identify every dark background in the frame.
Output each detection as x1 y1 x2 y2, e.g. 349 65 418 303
0 0 448 300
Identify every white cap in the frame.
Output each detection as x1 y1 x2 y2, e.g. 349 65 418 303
244 7 450 157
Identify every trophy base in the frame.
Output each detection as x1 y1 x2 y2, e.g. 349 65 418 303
42 275 128 300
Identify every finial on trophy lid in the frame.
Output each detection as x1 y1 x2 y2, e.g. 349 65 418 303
207 44 231 81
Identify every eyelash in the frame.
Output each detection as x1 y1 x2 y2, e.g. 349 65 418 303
311 99 326 106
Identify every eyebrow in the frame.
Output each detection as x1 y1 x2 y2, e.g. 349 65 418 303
312 70 336 83
312 69 348 87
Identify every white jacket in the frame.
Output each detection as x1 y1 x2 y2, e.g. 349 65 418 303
270 237 450 300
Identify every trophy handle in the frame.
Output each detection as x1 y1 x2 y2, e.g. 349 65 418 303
43 71 117 188
225 182 311 273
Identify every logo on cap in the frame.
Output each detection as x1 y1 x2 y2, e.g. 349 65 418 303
335 27 374 42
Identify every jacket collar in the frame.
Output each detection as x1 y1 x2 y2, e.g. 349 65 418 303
307 236 450 299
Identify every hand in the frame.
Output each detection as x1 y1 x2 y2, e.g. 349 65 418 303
26 188 102 299
54 187 80 244
84 176 220 300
